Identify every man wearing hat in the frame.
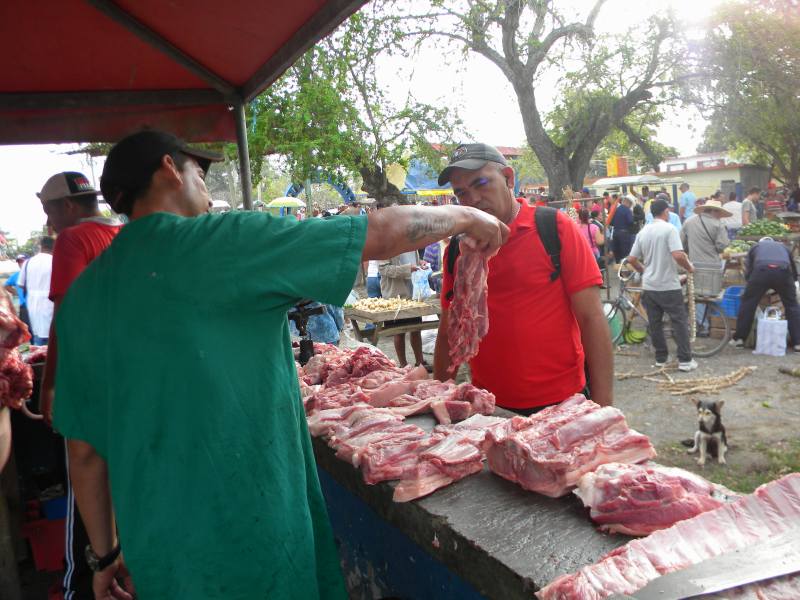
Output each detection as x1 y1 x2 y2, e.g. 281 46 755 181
34 170 124 599
52 129 507 599
434 143 613 412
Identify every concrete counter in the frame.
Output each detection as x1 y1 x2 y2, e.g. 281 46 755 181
313 411 628 599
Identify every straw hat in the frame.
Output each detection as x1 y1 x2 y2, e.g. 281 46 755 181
695 199 732 218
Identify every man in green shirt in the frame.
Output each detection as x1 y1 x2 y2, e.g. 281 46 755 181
53 130 507 599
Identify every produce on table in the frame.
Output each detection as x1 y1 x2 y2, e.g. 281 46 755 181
738 218 790 237
722 239 755 257
346 297 428 312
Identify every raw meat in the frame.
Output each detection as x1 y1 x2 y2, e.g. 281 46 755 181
430 399 473 425
324 346 396 386
0 348 34 410
485 394 656 498
304 382 370 413
447 249 489 372
434 414 507 446
537 473 800 600
575 462 739 536
0 295 30 350
360 432 439 485
306 403 373 438
393 433 484 502
23 345 48 364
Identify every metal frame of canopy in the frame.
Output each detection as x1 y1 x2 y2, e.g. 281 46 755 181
1 0 367 210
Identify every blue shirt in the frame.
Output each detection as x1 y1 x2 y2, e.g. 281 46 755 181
680 191 697 220
645 210 682 232
4 271 25 306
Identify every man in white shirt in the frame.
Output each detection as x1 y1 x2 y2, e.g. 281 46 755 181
626 199 697 371
17 236 55 345
721 191 743 236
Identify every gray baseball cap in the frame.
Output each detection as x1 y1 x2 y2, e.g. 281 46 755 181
438 143 508 186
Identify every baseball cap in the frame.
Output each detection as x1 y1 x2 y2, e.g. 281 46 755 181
437 143 508 186
100 130 223 213
651 198 670 216
37 172 98 203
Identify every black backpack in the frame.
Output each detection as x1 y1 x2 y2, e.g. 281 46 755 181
445 206 561 291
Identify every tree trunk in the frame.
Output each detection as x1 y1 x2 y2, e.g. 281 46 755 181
359 166 408 207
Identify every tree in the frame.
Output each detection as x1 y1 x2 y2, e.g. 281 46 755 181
698 0 800 186
392 0 688 197
246 5 461 206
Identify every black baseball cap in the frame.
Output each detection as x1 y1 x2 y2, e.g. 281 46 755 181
438 143 508 186
100 130 222 214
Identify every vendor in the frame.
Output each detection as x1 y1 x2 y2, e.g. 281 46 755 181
433 143 612 413
730 236 800 351
51 130 508 599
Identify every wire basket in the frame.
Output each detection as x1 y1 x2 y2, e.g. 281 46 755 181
693 262 724 297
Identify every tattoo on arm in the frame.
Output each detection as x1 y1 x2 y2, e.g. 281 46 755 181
405 212 455 242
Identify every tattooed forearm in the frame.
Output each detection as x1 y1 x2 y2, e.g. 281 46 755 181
405 212 456 242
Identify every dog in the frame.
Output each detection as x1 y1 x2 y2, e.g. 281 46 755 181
685 399 727 466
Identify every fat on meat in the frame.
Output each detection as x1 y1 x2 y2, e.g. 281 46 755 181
393 433 484 502
447 249 489 373
485 394 656 498
0 348 34 410
360 432 439 485
537 473 800 599
575 462 739 536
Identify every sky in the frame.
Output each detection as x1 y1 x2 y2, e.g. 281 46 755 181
0 0 722 242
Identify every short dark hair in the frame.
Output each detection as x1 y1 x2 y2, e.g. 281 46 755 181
578 208 590 223
748 187 760 195
67 193 100 210
651 198 670 217
729 191 737 201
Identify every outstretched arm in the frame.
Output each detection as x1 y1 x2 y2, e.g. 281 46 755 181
362 205 508 261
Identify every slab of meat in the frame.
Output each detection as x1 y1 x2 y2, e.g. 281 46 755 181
575 462 739 536
360 432 439 485
350 365 427 390
393 433 485 502
447 249 489 373
306 403 374 438
485 394 656 498
434 414 507 446
304 382 370 413
537 473 800 599
334 422 425 466
324 346 396 386
23 345 48 364
0 348 34 410
0 297 30 350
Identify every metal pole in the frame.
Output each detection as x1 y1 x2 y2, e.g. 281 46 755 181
233 102 254 211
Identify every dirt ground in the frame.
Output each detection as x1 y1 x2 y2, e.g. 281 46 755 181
358 318 800 495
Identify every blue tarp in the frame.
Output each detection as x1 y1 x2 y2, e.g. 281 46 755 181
402 159 450 194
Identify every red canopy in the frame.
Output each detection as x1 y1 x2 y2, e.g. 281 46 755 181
1 0 366 144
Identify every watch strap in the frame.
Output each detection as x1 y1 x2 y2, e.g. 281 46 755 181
85 543 121 571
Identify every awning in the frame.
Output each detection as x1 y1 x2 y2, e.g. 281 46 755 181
1 0 367 207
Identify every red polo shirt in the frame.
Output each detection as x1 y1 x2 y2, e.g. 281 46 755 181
50 218 123 302
442 200 602 409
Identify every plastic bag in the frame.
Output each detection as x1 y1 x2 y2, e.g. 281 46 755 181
754 307 787 357
411 267 434 301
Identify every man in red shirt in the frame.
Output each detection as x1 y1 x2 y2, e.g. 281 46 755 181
434 144 613 411
37 171 123 600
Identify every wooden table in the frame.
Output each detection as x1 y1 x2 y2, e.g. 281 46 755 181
345 298 441 345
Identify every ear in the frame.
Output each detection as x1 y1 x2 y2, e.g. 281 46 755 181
692 398 700 408
715 399 725 411
501 166 515 190
161 154 183 185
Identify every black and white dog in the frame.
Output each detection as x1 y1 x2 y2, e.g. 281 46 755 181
686 399 727 466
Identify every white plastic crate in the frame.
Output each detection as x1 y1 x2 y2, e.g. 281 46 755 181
693 262 724 297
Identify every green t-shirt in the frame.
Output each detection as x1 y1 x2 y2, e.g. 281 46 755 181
53 211 366 599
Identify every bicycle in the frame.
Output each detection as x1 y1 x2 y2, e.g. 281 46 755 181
603 259 731 357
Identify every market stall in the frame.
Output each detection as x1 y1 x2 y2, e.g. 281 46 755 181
345 297 441 345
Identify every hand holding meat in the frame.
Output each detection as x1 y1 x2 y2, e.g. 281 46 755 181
459 206 509 255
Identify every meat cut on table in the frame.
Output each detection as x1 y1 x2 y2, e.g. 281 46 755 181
447 248 489 373
537 473 800 599
574 462 739 536
485 394 656 498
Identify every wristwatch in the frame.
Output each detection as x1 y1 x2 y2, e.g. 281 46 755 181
85 543 121 572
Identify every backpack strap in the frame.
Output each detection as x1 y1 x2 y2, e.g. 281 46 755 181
535 206 561 282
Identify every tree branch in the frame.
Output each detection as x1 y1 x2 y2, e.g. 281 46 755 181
618 120 663 171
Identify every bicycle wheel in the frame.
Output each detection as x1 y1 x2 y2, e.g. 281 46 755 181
692 300 730 357
603 300 627 345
